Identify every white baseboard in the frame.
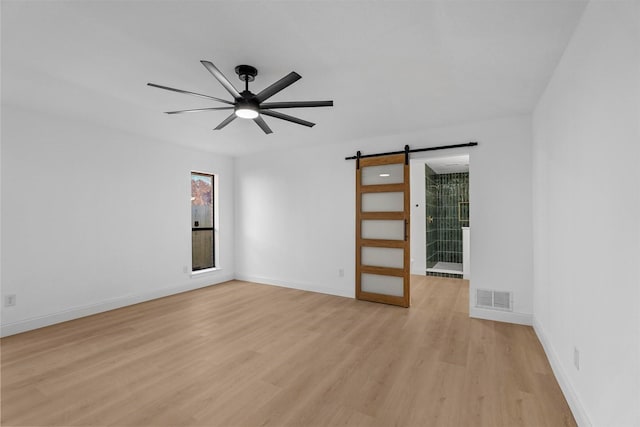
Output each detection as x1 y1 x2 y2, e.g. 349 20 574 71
235 273 355 299
533 317 592 427
0 273 235 337
469 306 533 325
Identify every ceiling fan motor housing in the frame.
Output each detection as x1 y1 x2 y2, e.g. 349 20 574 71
235 96 259 110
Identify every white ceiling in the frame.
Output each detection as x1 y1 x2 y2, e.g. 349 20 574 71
1 1 587 157
426 155 470 174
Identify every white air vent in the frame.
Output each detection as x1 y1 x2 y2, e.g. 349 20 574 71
476 289 493 307
476 289 512 311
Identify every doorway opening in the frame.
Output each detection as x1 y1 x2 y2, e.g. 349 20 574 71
423 155 470 279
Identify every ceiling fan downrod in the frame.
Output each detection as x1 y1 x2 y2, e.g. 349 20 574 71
235 65 258 93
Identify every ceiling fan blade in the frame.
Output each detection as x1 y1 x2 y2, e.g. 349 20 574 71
260 100 333 109
214 113 237 130
147 83 233 104
260 110 315 127
255 72 302 103
253 116 273 134
200 61 241 99
165 107 234 114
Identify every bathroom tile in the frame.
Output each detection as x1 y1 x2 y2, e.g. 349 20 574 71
425 170 469 267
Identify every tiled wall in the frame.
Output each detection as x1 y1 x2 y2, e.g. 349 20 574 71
425 165 438 268
425 169 469 265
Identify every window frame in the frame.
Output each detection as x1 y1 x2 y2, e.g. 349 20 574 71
190 171 218 273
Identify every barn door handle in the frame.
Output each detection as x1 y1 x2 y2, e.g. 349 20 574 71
404 219 408 241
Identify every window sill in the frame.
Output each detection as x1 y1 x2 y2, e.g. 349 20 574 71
191 267 223 277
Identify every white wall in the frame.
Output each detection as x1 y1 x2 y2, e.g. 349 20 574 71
234 142 355 298
1 105 235 336
532 2 640 426
235 115 533 324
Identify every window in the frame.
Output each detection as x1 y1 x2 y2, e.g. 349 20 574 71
191 172 215 271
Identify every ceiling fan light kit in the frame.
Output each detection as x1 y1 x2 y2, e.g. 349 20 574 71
235 106 259 119
148 60 333 134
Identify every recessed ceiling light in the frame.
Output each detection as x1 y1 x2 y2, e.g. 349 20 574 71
379 173 390 177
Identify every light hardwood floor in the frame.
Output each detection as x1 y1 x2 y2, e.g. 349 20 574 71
1 276 575 426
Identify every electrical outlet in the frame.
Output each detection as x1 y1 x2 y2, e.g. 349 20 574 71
4 294 16 307
338 268 344 277
574 347 580 370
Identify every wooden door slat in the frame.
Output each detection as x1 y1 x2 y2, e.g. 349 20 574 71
361 212 405 220
359 239 405 248
357 291 406 306
359 184 405 193
359 154 405 167
361 265 404 277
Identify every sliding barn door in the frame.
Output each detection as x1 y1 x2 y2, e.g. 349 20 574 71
356 153 410 307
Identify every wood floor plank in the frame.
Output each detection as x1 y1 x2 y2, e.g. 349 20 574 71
0 277 576 426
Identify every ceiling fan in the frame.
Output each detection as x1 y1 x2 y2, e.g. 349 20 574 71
147 60 333 134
